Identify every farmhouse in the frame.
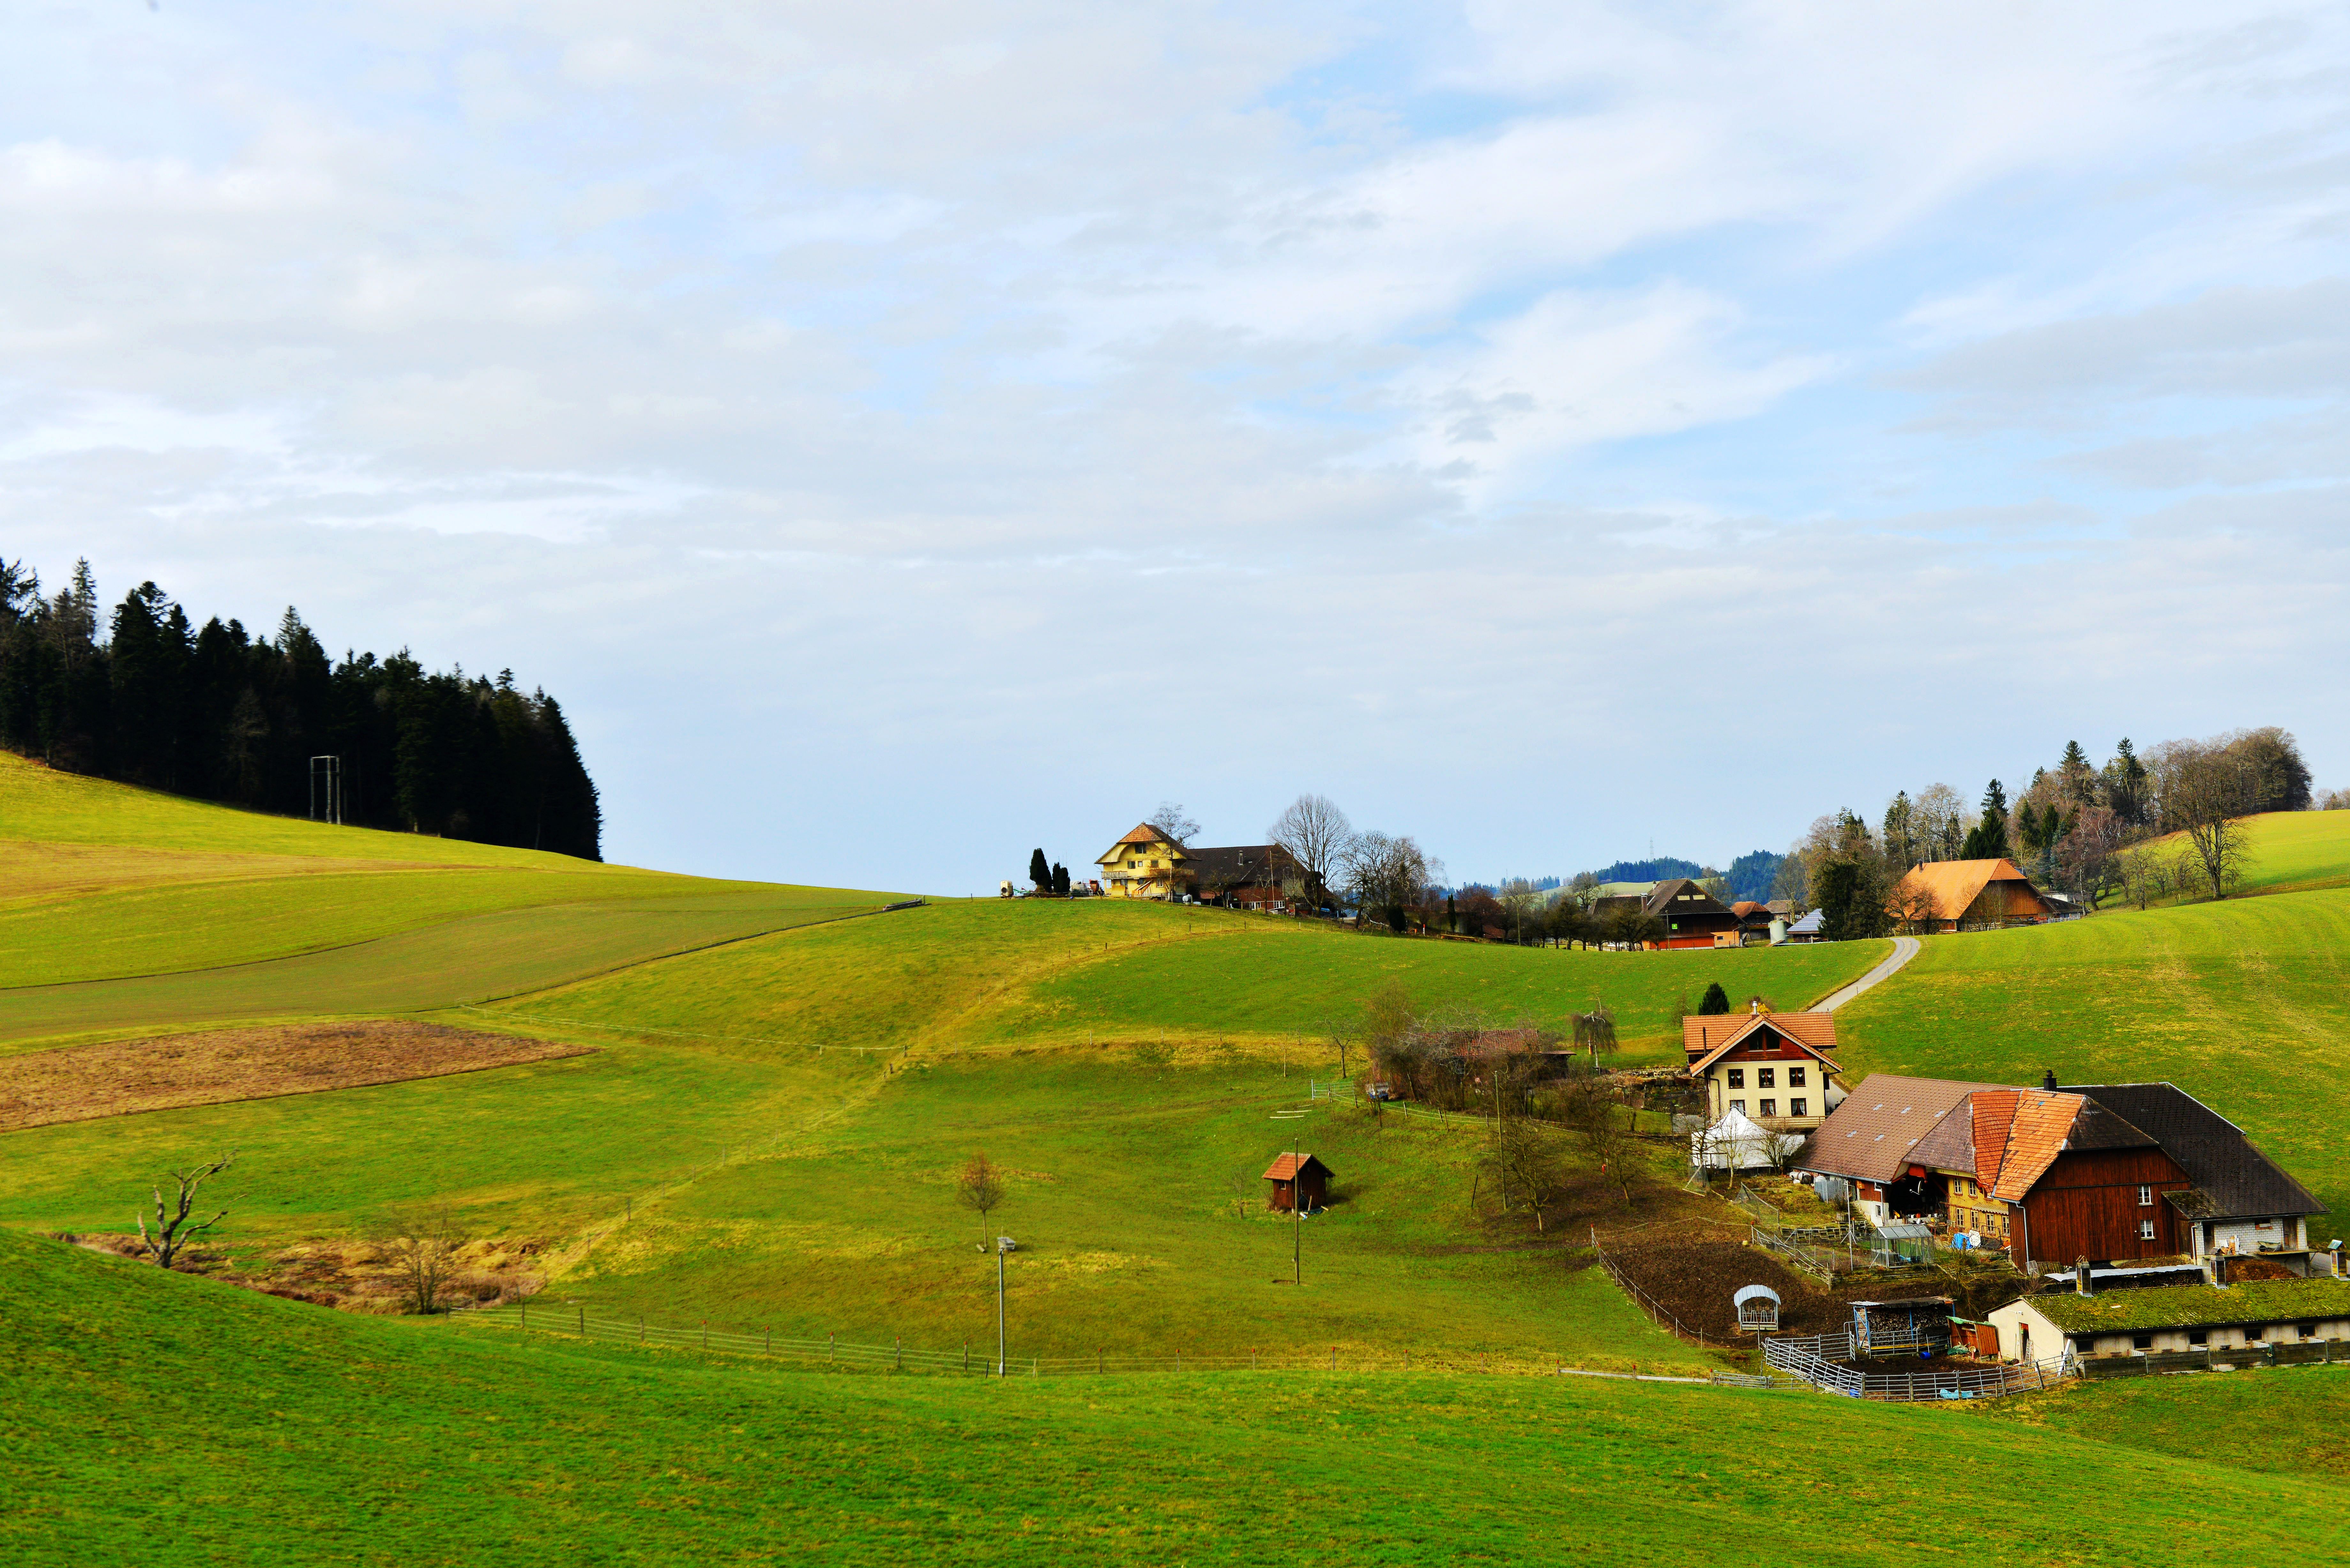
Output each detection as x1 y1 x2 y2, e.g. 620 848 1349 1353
1643 878 1740 949
1681 1009 1843 1132
1263 1152 1332 1213
1182 843 1299 909
1796 1074 2010 1226
1886 857 2055 932
2058 1079 2328 1271
1987 1278 2350 1364
1803 1073 2327 1273
1095 824 1190 900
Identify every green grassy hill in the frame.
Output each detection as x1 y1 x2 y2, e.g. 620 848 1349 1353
9 1227 2347 1567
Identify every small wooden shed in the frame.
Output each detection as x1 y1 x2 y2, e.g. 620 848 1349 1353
1263 1152 1333 1213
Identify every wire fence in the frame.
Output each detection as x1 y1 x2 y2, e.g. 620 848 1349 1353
1589 1235 1746 1350
1762 1330 2071 1401
451 1300 1786 1387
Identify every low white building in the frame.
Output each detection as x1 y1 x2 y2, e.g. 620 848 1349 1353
1987 1278 2350 1364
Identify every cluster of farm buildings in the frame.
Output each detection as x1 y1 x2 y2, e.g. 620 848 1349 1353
1685 1006 2350 1365
1054 821 2068 948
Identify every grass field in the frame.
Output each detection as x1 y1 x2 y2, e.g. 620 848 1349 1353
9 1227 2348 1567
489 895 1888 1059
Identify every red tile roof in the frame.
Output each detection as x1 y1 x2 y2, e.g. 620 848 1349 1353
1262 1153 1330 1181
1681 1011 1840 1074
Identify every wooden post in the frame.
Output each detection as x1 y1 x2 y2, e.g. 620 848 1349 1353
830 1333 835 1362
520 1300 527 1334
766 1327 772 1355
895 1338 902 1369
578 1306 584 1336
701 1320 708 1351
965 1340 970 1373
638 1316 644 1343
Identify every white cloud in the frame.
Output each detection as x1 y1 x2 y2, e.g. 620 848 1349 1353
2 0 2348 886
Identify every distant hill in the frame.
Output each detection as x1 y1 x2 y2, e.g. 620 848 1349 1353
1725 850 1784 903
1589 856 1706 885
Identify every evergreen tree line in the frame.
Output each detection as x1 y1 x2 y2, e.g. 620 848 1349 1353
0 556 601 860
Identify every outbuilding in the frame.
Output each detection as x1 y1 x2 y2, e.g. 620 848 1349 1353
1986 1278 2350 1363
1263 1152 1333 1213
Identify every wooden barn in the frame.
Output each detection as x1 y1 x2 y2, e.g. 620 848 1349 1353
1263 1152 1333 1213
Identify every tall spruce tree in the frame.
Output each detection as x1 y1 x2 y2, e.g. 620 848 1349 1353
1960 780 2010 861
1028 848 1051 891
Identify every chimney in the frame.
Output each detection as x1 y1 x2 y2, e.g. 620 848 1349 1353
2074 1258 2093 1296
2042 1069 2057 1091
1750 999 1760 1015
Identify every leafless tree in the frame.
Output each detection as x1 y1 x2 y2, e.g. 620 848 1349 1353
387 1210 462 1314
133 1151 236 1269
2112 843 2172 910
1483 1107 1567 1233
956 1151 1008 1250
1343 831 1441 931
1889 878 1943 935
1269 794 1354 911
1147 802 1200 847
2155 743 2259 899
1562 1076 1637 1206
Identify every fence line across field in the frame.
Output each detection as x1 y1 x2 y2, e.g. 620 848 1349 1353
1589 1234 1744 1349
455 1301 1772 1387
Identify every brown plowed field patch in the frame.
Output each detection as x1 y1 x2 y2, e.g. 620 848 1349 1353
1607 1240 1959 1341
0 1020 591 1130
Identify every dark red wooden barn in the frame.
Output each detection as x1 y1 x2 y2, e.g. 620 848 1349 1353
1263 1152 1332 1213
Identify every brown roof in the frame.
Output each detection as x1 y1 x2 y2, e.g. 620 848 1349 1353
1098 824 1188 865
1262 1152 1332 1182
1681 1011 1839 1072
2063 1082 2324 1219
1887 858 2045 923
1183 843 1294 887
1800 1074 2011 1185
1642 878 1732 917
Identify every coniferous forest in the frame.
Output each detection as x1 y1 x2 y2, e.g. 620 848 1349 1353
0 556 601 860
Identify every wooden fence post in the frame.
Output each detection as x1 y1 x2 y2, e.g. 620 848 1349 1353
638 1316 644 1343
701 1320 708 1351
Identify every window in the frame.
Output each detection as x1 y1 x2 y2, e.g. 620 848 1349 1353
2131 1335 2153 1351
2137 1185 2153 1206
1789 1098 1807 1117
2139 1219 2156 1241
1730 1100 1746 1115
1759 1099 1777 1118
2188 1330 2208 1347
1758 1067 1776 1089
1788 1066 1806 1087
1727 1068 1745 1089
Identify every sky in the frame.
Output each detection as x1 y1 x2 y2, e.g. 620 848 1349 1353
4 1 2348 893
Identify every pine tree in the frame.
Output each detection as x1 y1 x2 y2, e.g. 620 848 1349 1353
1028 848 1051 891
1697 982 1730 1015
1960 780 2010 860
1052 863 1071 897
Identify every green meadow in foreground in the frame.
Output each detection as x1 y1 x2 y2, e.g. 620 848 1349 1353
6 1229 2346 1568
1841 885 2350 1220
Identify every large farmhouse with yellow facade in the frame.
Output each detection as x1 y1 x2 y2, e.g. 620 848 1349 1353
1095 824 1189 899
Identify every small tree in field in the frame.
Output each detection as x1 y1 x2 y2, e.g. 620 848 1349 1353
1697 983 1730 1016
388 1210 461 1314
134 1151 236 1269
1569 1004 1617 1073
957 1152 1007 1250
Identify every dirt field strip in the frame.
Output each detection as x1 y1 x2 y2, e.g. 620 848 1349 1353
0 1020 592 1131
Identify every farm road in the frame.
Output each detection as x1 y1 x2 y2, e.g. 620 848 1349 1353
1813 936 1921 1012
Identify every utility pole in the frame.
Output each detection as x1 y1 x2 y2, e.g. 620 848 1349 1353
1292 1128 1302 1286
997 1235 1010 1376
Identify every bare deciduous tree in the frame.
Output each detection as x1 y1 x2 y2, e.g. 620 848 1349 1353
1483 1107 1567 1233
133 1151 236 1269
1342 831 1440 932
956 1151 1008 1250
387 1210 462 1314
2156 743 2259 899
1147 802 1200 848
1563 1076 1636 1206
1269 794 1354 911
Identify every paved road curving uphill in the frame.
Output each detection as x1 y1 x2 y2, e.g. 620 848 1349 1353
1814 935 1922 1012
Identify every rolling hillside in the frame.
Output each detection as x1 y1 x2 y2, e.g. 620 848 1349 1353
9 1226 2347 1567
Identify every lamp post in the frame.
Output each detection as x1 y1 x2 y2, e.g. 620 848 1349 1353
997 1234 1013 1375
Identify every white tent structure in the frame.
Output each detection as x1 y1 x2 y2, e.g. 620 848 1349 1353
1690 1109 1805 1172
